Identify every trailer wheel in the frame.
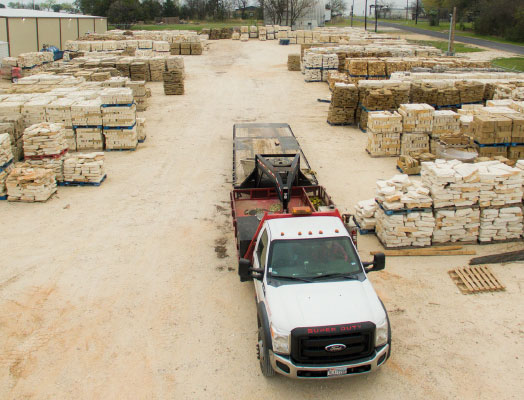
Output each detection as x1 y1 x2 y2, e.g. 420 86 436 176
257 326 275 377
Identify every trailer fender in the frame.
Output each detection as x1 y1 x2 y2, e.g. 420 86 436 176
257 301 272 351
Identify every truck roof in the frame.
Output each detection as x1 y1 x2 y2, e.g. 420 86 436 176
266 216 347 241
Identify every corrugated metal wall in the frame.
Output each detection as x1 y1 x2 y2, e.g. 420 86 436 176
60 18 79 51
9 18 38 55
78 18 93 36
37 18 60 50
0 17 107 56
0 18 7 42
94 18 107 33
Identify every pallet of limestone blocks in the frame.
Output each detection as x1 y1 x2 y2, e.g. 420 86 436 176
101 88 138 150
366 111 402 157
354 199 378 232
399 104 433 156
6 165 56 202
0 133 14 199
287 54 301 71
375 174 435 248
479 206 523 243
163 70 184 95
62 152 106 185
327 83 358 125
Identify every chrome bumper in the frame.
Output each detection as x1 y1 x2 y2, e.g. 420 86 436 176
270 344 389 379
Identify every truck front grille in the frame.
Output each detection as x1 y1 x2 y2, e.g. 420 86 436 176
291 322 375 364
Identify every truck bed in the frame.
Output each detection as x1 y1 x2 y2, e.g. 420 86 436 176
233 123 318 188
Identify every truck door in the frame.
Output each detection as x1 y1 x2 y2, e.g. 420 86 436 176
253 228 269 303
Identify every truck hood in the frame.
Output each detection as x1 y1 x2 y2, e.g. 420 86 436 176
265 279 386 332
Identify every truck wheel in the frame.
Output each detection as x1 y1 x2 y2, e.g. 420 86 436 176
257 326 275 377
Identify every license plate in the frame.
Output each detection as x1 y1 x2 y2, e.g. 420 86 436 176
327 367 347 377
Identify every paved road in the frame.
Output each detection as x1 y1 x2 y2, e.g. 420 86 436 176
357 19 524 55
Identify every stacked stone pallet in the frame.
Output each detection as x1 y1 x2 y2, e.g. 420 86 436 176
22 122 69 182
46 98 76 150
321 54 339 82
398 104 433 156
345 58 367 84
76 127 104 151
287 54 301 71
359 88 397 129
163 70 184 95
0 133 13 166
116 60 130 77
354 199 377 231
101 88 137 150
126 80 149 112
303 53 322 82
479 207 523 242
130 61 147 81
431 110 461 154
366 111 402 157
471 114 512 158
327 71 350 91
6 166 56 202
64 152 106 184
327 83 358 125
477 161 523 207
375 174 434 247
149 57 165 81
367 59 386 80
22 97 55 127
422 160 480 208
456 80 485 105
433 207 480 243
137 117 146 142
72 99 102 127
258 26 267 41
0 133 14 197
0 116 25 161
410 82 438 105
435 85 460 107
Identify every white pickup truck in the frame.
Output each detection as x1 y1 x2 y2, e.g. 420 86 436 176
231 123 391 379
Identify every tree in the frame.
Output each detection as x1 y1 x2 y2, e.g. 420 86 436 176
329 0 346 18
162 0 178 17
141 0 163 21
52 4 63 12
236 0 248 19
107 0 141 27
288 0 314 26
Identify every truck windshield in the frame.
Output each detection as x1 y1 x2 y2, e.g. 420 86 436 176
267 237 362 279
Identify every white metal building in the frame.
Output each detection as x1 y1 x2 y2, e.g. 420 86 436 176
0 9 107 57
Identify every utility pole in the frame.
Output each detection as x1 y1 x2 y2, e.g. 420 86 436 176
375 0 378 33
351 0 355 27
406 0 409 20
447 6 457 56
415 0 419 24
365 0 368 31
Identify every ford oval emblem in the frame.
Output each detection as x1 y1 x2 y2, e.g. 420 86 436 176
325 344 347 352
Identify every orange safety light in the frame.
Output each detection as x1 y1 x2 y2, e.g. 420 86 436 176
308 231 312 235
281 232 285 236
292 206 312 215
319 230 323 234
298 231 302 235
335 229 339 233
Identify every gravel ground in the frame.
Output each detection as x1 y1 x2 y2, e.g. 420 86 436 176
0 40 523 399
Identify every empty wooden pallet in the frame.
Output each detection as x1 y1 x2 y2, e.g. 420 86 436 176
448 265 505 294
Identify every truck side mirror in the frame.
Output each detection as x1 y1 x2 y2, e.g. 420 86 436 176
239 258 252 282
363 253 386 273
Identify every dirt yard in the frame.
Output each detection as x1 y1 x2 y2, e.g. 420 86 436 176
1 39 523 399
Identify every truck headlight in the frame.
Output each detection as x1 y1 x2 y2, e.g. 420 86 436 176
375 318 389 347
270 324 290 355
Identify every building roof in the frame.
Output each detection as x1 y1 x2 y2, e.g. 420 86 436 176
0 9 105 19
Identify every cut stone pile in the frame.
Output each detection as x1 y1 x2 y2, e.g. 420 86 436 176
376 174 432 211
0 133 13 165
433 208 480 243
479 207 523 242
287 54 301 71
366 111 402 157
354 199 377 230
23 123 68 157
64 152 105 183
476 161 523 207
6 166 56 202
421 160 480 208
376 208 435 248
327 83 358 125
163 70 184 95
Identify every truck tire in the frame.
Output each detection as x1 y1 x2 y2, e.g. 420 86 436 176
258 325 275 377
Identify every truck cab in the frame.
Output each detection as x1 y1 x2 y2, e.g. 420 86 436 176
239 214 390 378
231 123 390 378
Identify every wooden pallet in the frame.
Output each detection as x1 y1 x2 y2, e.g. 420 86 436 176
448 265 505 294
